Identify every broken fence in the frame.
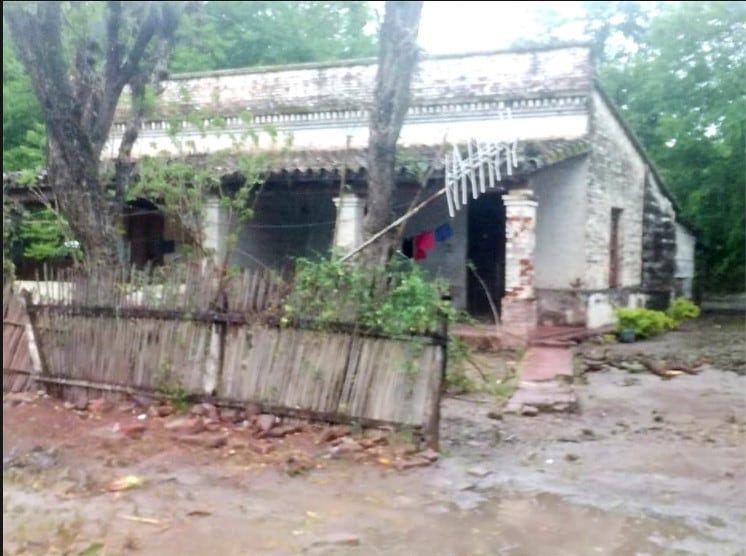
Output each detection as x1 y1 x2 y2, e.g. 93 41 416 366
2 266 447 447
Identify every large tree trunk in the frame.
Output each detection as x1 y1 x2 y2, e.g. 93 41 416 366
47 140 121 269
362 1 423 267
5 2 179 270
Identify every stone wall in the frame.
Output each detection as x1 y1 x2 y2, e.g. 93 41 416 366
537 288 648 328
641 172 676 308
585 90 646 290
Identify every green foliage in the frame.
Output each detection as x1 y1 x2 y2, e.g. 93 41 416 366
283 255 462 336
598 1 746 292
444 336 477 393
3 199 16 283
2 29 45 172
524 2 745 292
154 364 190 413
16 207 78 261
666 297 701 322
170 1 377 73
444 371 478 394
129 114 270 256
491 376 518 401
615 307 677 339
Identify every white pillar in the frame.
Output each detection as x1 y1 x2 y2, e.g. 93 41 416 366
202 196 229 262
333 193 365 254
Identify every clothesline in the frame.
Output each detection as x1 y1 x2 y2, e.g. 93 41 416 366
401 222 453 261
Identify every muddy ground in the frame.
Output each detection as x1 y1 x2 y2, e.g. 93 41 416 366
3 315 745 555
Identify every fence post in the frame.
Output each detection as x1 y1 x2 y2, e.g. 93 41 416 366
425 295 450 451
20 290 47 385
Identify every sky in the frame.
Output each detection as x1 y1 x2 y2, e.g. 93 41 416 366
371 1 588 55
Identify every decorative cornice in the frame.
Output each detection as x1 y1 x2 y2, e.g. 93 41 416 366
110 95 588 137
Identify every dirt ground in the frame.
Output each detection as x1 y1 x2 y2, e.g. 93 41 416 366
3 314 745 555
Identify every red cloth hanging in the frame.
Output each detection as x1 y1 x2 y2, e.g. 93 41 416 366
414 231 435 261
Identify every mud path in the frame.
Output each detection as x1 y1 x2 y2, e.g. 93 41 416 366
4 316 745 555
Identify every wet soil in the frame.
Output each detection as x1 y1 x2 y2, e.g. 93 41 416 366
3 315 745 555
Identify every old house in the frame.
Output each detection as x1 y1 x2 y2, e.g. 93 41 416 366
9 43 696 336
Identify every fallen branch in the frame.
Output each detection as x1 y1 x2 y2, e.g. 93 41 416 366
577 350 697 379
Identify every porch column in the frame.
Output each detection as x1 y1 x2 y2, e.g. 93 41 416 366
332 192 365 254
201 196 229 395
202 196 229 263
501 189 538 338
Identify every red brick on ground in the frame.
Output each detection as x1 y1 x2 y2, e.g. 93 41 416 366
520 346 573 382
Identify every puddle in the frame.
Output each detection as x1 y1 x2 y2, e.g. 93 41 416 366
4 465 735 556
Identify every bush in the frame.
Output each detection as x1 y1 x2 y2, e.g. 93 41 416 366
615 307 677 339
284 255 464 335
666 297 701 323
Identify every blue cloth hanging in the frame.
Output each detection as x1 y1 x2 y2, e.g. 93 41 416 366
434 223 453 242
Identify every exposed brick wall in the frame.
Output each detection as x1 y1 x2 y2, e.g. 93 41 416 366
502 191 538 334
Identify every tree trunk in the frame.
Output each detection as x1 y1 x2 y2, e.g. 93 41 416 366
5 2 180 271
47 139 121 269
362 1 423 267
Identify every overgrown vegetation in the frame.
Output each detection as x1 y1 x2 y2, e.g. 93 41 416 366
283 255 463 336
616 297 702 339
154 364 190 413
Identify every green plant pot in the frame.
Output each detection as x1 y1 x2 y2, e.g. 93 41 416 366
618 328 636 343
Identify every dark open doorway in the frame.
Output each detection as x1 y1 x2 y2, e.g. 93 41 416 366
124 198 165 269
467 192 506 319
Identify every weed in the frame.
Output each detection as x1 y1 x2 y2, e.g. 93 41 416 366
444 370 479 394
349 420 363 437
390 426 417 446
153 364 190 413
491 377 518 400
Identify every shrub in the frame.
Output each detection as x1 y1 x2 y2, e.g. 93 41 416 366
615 307 677 339
284 255 464 335
666 297 701 323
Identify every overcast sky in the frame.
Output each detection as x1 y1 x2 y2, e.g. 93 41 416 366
370 1 588 55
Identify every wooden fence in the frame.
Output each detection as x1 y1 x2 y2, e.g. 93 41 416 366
3 286 39 392
3 265 447 446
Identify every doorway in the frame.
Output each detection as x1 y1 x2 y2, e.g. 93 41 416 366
124 198 165 269
467 193 506 318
